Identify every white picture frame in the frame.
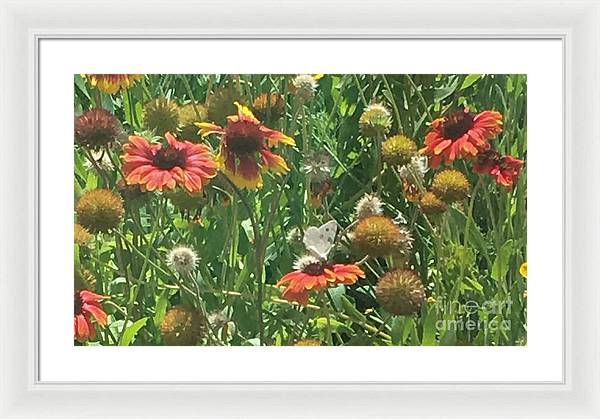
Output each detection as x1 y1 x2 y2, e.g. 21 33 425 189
1 0 598 417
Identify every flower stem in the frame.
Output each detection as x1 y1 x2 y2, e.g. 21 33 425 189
406 74 434 122
319 291 334 346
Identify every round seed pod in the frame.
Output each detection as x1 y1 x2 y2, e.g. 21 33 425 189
376 269 426 316
160 305 205 346
381 134 418 167
74 223 93 247
419 191 448 215
352 215 413 258
75 108 122 150
76 189 124 233
143 97 180 137
359 103 392 138
431 169 471 203
178 102 208 142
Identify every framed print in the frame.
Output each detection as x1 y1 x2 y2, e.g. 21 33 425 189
1 0 599 418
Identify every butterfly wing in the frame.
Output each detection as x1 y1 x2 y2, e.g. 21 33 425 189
303 220 338 260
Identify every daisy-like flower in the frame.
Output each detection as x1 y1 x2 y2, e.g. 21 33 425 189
196 102 295 189
82 74 143 94
421 107 503 168
277 255 365 305
473 149 524 190
167 245 198 277
122 132 217 193
74 290 107 342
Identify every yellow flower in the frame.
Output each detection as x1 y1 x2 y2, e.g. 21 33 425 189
82 74 143 94
519 262 527 278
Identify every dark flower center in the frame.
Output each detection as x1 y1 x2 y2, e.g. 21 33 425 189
301 261 332 276
225 121 264 155
74 292 83 315
153 146 186 170
441 110 475 139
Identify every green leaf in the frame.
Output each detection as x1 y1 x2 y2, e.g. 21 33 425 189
328 285 346 312
491 240 514 282
390 317 404 345
119 317 148 346
460 74 482 91
340 295 367 324
315 317 353 335
422 306 438 346
434 77 459 102
153 291 169 328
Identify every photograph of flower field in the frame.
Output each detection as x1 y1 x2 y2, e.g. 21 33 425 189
74 73 527 346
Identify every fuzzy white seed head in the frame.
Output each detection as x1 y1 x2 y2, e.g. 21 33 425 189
292 75 318 102
399 155 429 184
355 193 384 220
167 246 198 276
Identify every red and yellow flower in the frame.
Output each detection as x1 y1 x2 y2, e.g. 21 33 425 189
74 290 107 342
196 102 295 189
82 74 143 94
421 108 503 168
277 255 365 305
122 132 217 193
474 149 524 190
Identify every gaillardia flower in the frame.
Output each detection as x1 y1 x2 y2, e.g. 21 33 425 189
354 193 383 220
376 269 426 316
474 149 524 190
75 109 122 150
359 103 392 138
252 92 286 122
277 255 365 305
419 191 447 215
197 102 295 189
352 215 413 258
431 169 471 203
167 245 198 277
82 74 143 94
143 97 180 137
76 189 124 233
74 289 107 342
160 305 205 346
421 107 503 168
382 134 418 167
122 132 217 193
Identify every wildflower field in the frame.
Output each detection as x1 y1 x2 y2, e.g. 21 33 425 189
74 74 527 346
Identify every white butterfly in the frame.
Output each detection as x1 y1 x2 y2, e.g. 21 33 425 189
302 220 338 261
